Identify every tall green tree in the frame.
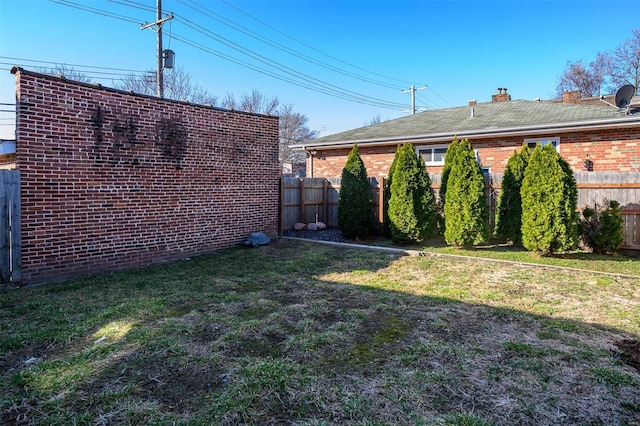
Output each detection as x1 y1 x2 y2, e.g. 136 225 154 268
495 144 531 244
382 150 399 237
521 144 579 254
443 139 489 246
388 143 436 243
338 145 373 238
439 137 462 208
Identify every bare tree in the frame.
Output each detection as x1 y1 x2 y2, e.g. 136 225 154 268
36 64 91 83
607 29 640 93
367 115 382 126
556 53 609 97
118 67 218 104
224 91 318 164
223 90 279 115
278 104 319 164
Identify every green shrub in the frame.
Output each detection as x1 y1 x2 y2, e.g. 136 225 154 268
581 200 624 254
338 144 373 238
382 151 399 237
438 137 462 234
495 144 530 244
443 139 489 246
521 144 579 254
439 136 462 209
388 143 436 243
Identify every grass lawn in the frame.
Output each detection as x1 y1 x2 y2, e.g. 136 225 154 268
1 239 639 425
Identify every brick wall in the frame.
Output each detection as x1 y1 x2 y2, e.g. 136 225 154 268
13 68 280 285
308 128 640 178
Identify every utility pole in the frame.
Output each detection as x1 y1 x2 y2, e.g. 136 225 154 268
141 0 173 98
401 84 427 115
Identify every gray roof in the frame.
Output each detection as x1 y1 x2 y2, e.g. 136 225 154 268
296 100 640 149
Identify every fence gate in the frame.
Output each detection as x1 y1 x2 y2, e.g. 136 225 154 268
0 169 21 285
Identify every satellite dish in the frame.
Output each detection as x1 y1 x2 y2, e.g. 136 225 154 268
615 84 635 108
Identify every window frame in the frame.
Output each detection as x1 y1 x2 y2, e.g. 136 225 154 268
416 145 448 166
524 137 560 152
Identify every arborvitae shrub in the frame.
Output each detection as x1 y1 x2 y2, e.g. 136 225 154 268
439 137 462 210
443 139 489 246
438 137 462 234
581 200 624 254
521 144 579 254
382 152 398 237
388 143 436 243
338 144 373 238
495 144 530 244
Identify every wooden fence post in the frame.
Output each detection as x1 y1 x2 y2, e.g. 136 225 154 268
299 178 305 225
323 180 329 225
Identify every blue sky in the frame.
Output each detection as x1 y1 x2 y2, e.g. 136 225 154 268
1 0 638 140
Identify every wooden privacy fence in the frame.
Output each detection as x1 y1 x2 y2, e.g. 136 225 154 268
0 169 21 284
281 177 384 230
280 172 640 250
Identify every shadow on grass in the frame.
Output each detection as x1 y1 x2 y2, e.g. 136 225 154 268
1 239 639 425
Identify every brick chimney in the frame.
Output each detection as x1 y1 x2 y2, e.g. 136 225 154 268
492 87 511 102
468 100 477 106
562 90 581 104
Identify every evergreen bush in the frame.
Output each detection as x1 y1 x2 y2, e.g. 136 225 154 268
438 137 462 234
443 139 489 246
381 151 399 237
580 200 624 254
521 144 579 254
439 137 462 209
338 144 373 238
388 143 436 243
495 144 530 244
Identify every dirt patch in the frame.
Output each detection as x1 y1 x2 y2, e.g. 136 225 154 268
616 339 640 372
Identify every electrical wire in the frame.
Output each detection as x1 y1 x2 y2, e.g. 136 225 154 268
171 32 405 110
50 0 144 24
107 0 155 13
178 0 403 91
0 56 147 74
47 0 446 110
217 0 414 87
170 16 407 109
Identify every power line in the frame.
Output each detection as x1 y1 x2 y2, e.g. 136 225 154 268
171 32 405 110
170 15 407 108
428 87 455 108
46 0 414 110
170 33 399 109
50 0 144 24
217 0 413 87
0 56 147 73
108 0 155 13
0 62 147 79
171 18 408 109
179 0 403 91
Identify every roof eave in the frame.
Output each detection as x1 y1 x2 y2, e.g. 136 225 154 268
292 116 640 151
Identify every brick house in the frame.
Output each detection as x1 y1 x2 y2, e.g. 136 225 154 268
294 89 640 178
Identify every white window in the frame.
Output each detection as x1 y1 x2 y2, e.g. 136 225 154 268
525 137 560 151
416 145 448 166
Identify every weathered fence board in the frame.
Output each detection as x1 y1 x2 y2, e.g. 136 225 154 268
281 172 640 250
0 169 21 284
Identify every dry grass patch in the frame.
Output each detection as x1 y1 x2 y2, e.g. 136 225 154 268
1 239 639 425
